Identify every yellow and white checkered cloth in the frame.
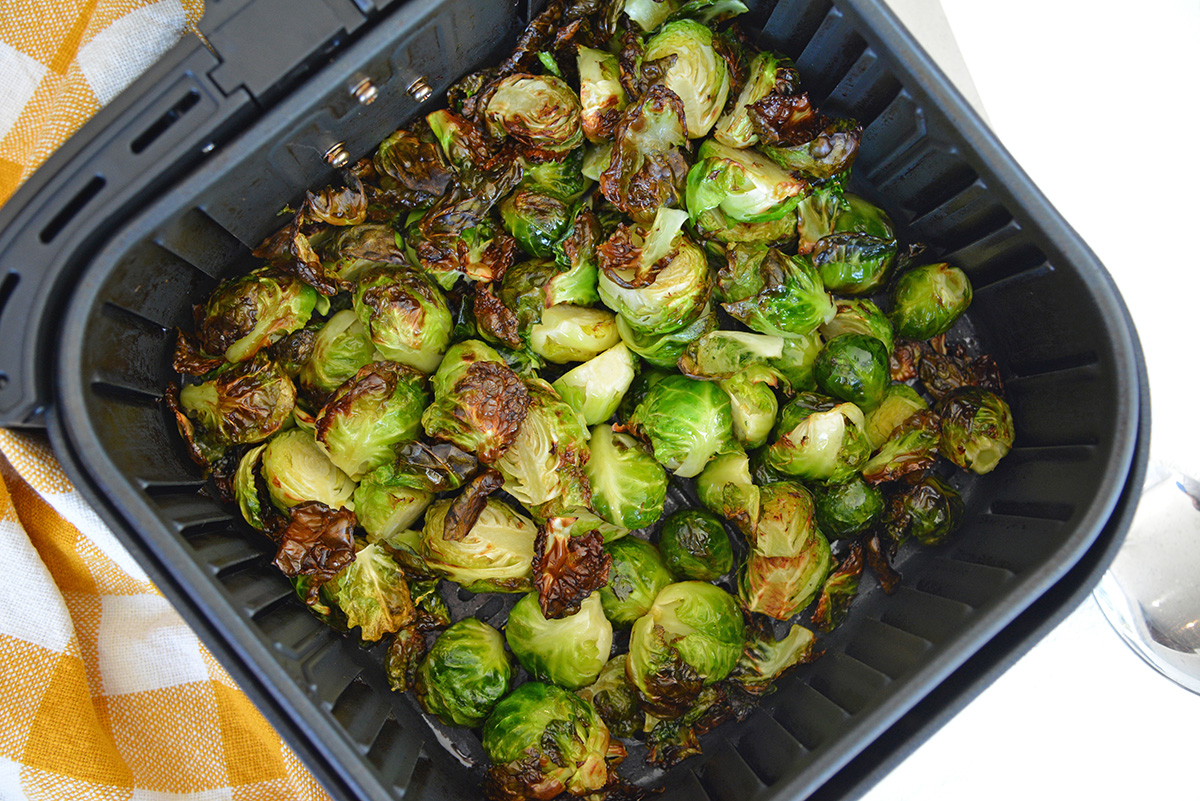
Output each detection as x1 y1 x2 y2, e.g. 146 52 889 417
1 4 333 799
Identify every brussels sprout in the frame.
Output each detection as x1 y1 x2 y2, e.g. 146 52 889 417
884 474 965 547
599 85 690 222
678 330 784 380
372 129 453 210
599 537 674 628
297 310 377 398
582 141 612 181
483 74 584 155
323 542 415 642
812 477 884 540
643 21 730 139
315 362 428 479
176 354 296 458
385 627 426 693
813 333 890 411
406 215 518 290
506 592 613 689
765 392 871 484
821 299 894 357
233 443 271 531
522 148 591 200
686 141 806 224
730 621 818 693
771 331 824 393
499 187 574 259
415 619 513 727
864 383 929 449
720 366 780 449
421 341 530 463
352 266 452 373
494 379 592 509
625 0 681 30
553 343 638 426
578 46 628 143
627 582 745 715
862 409 941 484
888 262 973 340
796 180 849 254
626 374 734 478
812 542 865 632
483 682 624 799
740 482 832 619
758 118 862 180
714 51 796 148
273 502 358 591
658 509 733 581
261 428 356 512
577 656 644 738
598 208 713 336
409 576 451 631
696 449 760 535
585 424 668 530
551 207 603 306
529 304 621 364
936 387 1015 474
916 339 1005 402
812 233 897 296
420 497 537 592
320 225 408 292
718 246 836 338
617 303 718 368
532 516 613 619
352 476 433 543
693 205 799 247
192 268 319 363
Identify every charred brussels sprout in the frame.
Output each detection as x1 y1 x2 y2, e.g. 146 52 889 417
176 354 296 458
578 46 628 143
812 232 897 297
577 656 644 738
758 118 862 180
322 543 414 642
812 543 865 632
884 474 965 547
499 187 574 259
937 387 1015 474
233 444 270 531
617 303 718 368
599 85 690 222
696 449 760 535
820 298 894 355
260 428 356 512
731 621 818 692
771 331 824 392
739 482 832 619
192 268 319 363
813 333 890 410
482 682 624 800
718 245 836 338
505 592 613 689
864 383 929 449
493 379 591 509
658 510 733 581
686 141 806 225
315 362 428 479
643 21 731 139
599 537 674 628
888 263 973 339
352 266 452 373
298 310 377 398
765 392 871 484
812 477 884 539
862 409 941 484
529 304 621 364
483 74 584 155
626 374 734 478
553 343 637 426
714 51 796 149
585 424 668 530
796 180 849 254
416 619 513 727
420 497 537 592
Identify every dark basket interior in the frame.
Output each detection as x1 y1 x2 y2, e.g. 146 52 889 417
45 0 1141 799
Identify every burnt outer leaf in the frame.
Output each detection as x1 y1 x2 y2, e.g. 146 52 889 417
632 632 706 718
617 29 644 101
448 361 531 463
600 84 691 222
315 361 422 446
747 94 822 146
164 384 210 468
812 542 865 632
532 524 611 619
410 578 452 631
392 440 480 492
918 337 1005 401
890 338 922 381
645 684 750 768
497 0 563 77
442 468 505 542
862 409 942 485
863 532 901 595
374 130 454 202
304 174 368 226
385 626 428 693
272 501 357 595
173 330 225 376
597 222 677 289
335 224 409 266
474 282 524 348
252 219 340 295
268 326 317 376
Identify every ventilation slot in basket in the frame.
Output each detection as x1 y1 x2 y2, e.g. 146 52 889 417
695 741 768 801
365 717 428 793
771 683 851 751
733 712 809 786
843 618 932 680
332 678 392 749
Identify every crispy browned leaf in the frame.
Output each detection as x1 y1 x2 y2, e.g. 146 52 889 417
863 532 901 595
450 361 531 463
918 337 1005 401
173 330 225 377
497 0 563 77
374 130 454 203
474 283 523 348
304 174 367 226
600 84 691 223
390 440 480 492
252 219 339 295
812 542 865 632
272 502 357 591
384 627 427 693
442 468 505 542
747 94 822 146
890 338 922 381
532 522 611 619
164 383 208 468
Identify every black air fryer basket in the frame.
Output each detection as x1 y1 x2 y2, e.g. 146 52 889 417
0 0 1148 799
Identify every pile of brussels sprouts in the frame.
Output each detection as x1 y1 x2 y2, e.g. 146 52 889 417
166 0 1017 797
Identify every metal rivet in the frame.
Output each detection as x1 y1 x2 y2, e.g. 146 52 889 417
201 142 215 154
351 77 378 105
324 142 350 168
407 77 433 102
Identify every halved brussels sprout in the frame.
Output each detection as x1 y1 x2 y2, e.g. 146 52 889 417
718 245 836 338
315 362 428 479
506 591 613 689
553 343 638 426
616 303 718 368
371 129 453 210
320 224 408 290
888 262 973 340
529 304 621 364
720 365 781 449
483 682 624 800
687 141 806 225
233 443 271 531
599 84 690 223
626 374 734 478
499 187 574 259
936 387 1014 474
813 333 890 411
352 266 452 373
599 537 674 628
192 268 319 363
658 509 733 581
298 310 377 399
771 331 824 393
577 656 644 738
420 497 537 592
820 298 894 355
416 619 513 727
406 215 518 290
261 428 356 512
678 330 784 380
352 475 433 543
643 20 730 139
578 46 628 143
864 383 929 449
714 51 796 148
812 233 897 296
812 477 884 540
796 180 849 254
884 474 965 547
862 409 941 484
322 542 414 642
739 482 832 619
695 449 760 535
758 118 862 180
765 392 871 484
522 148 591 200
483 74 584 155
177 354 296 458
585 424 668 530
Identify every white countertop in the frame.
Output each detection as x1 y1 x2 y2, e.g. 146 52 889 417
863 2 1200 798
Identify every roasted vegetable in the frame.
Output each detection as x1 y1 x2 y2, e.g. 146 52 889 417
506 591 613 689
585 424 668 530
416 619 514 727
888 262 973 339
599 537 674 628
625 373 734 478
936 387 1015 474
658 509 733 581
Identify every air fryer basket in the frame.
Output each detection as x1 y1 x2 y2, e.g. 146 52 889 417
1 0 1143 798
